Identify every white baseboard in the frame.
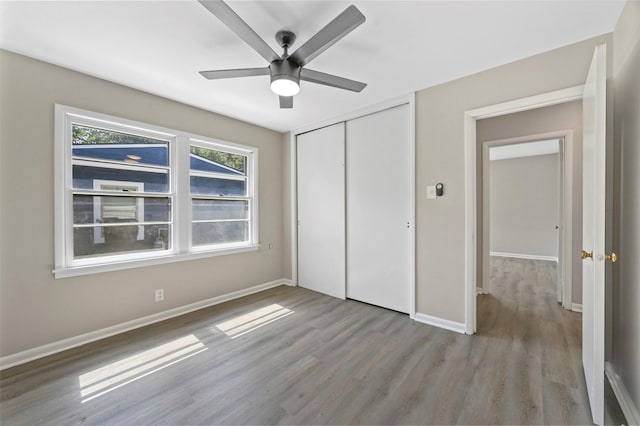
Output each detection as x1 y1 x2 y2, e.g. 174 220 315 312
606 362 640 426
477 287 488 295
571 303 583 313
281 279 294 286
490 252 558 262
414 313 467 334
0 278 292 371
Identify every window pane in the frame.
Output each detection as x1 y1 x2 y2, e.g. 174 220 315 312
73 195 171 225
190 146 246 174
72 124 169 167
73 165 169 192
192 199 248 221
190 176 246 196
73 225 171 259
192 221 248 246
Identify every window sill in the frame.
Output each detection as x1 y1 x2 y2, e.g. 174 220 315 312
53 245 261 279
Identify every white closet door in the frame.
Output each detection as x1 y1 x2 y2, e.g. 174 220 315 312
346 104 411 313
297 123 346 299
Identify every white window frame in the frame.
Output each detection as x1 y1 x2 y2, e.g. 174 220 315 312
188 139 256 252
54 105 259 278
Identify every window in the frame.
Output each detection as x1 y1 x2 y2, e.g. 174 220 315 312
55 105 258 278
189 144 250 248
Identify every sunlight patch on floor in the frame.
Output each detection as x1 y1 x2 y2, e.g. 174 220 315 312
78 334 207 403
215 303 293 338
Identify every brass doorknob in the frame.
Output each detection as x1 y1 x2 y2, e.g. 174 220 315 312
605 252 617 263
581 250 593 260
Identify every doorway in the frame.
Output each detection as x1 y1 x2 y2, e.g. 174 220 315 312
465 45 609 425
479 134 573 311
464 90 585 334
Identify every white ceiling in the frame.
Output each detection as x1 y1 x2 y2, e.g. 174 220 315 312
0 1 625 133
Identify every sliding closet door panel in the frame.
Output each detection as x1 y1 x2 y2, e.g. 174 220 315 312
346 104 411 313
297 123 346 299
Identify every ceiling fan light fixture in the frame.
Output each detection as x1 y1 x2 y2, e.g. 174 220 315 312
270 77 300 96
269 59 301 97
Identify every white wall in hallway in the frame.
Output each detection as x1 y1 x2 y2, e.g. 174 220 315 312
490 153 559 258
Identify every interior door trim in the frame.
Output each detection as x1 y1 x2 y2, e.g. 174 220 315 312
463 84 584 334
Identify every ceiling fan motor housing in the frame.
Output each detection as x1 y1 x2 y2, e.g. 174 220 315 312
270 59 301 85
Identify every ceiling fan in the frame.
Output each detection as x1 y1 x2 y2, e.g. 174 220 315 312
197 0 367 109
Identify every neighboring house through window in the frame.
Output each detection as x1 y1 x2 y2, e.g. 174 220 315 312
92 179 145 244
55 105 259 278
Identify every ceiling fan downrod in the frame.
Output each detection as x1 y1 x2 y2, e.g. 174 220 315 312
275 30 296 58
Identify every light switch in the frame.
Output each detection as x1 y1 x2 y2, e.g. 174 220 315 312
427 186 436 199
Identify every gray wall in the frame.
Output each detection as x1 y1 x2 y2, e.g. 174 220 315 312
612 0 640 416
489 154 559 257
415 35 610 322
0 50 286 357
476 101 583 304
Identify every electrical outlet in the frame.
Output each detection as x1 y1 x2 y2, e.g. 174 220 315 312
268 243 273 250
155 289 164 302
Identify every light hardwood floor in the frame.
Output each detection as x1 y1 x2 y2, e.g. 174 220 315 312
0 258 624 424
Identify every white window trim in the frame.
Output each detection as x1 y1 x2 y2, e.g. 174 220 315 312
54 104 259 279
188 139 256 252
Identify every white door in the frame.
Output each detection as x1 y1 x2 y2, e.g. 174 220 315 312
346 104 412 313
297 123 346 299
582 44 607 426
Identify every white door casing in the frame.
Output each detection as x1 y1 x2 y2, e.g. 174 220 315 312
581 44 607 426
296 123 346 299
465 85 584 335
346 104 412 313
557 139 564 303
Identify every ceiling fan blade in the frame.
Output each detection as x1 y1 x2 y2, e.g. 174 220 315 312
279 96 293 109
300 68 367 92
289 5 365 67
199 67 269 80
198 0 280 63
